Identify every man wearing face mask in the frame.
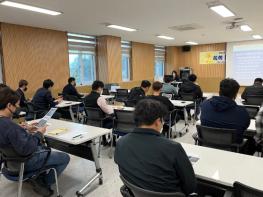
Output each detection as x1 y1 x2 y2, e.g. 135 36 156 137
115 99 196 195
0 87 70 196
62 77 83 100
16 79 28 110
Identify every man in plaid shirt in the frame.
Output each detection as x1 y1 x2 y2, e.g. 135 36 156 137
256 105 263 141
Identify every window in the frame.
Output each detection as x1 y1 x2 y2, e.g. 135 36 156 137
154 45 166 81
67 33 96 85
121 41 131 81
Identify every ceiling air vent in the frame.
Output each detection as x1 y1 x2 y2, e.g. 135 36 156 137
169 23 203 31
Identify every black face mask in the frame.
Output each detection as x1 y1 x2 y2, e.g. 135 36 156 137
24 87 27 91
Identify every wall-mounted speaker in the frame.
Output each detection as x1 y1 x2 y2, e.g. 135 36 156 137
182 45 191 52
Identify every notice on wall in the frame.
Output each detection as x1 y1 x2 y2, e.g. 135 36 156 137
199 51 225 64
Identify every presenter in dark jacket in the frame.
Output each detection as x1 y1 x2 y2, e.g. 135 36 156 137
0 87 69 196
62 77 83 100
115 99 196 195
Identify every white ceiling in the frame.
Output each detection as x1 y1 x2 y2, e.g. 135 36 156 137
0 0 263 46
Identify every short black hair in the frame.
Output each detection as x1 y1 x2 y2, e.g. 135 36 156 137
163 75 173 83
92 80 104 90
188 74 197 82
141 80 151 88
172 70 178 75
19 79 28 88
219 78 240 99
0 87 20 110
68 77 76 84
152 81 163 91
134 99 168 126
43 79 54 89
254 78 263 84
0 83 7 89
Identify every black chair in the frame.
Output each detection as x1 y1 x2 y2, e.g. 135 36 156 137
116 89 129 102
109 109 136 158
102 88 110 95
196 125 246 153
231 181 263 197
25 102 46 120
245 95 263 106
0 147 61 197
120 175 185 197
180 93 198 124
243 105 260 119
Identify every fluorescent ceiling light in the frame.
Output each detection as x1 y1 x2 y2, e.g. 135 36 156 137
252 35 262 39
186 41 198 45
157 35 175 40
240 25 252 32
209 5 235 18
107 25 137 32
0 1 62 16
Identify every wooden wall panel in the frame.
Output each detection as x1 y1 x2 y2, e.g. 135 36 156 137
131 42 154 81
1 23 69 97
166 46 179 74
97 36 109 82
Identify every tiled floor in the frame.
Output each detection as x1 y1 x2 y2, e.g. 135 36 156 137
0 121 197 197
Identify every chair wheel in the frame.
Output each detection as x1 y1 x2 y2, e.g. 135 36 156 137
99 178 103 185
186 129 189 132
57 195 63 197
76 191 84 197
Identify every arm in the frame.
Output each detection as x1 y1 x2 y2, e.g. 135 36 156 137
174 144 197 195
97 96 114 115
196 86 203 98
45 91 57 107
71 86 83 99
256 106 263 141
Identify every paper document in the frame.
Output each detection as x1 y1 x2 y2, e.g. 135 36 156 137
48 128 68 135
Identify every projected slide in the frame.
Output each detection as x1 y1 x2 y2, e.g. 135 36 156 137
226 42 263 86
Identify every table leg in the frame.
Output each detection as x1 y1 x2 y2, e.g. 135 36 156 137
76 139 103 197
69 106 76 122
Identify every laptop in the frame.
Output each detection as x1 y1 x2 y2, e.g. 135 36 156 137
36 108 57 128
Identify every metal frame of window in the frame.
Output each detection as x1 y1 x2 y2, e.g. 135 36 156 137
154 45 166 80
121 41 131 81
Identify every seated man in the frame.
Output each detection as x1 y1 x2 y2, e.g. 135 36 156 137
201 78 254 154
127 80 151 106
62 77 83 100
115 99 196 195
84 80 113 145
16 79 28 111
241 78 263 102
32 79 62 119
179 74 203 99
0 87 70 196
161 75 177 96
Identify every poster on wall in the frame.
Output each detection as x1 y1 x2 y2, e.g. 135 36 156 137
199 51 225 64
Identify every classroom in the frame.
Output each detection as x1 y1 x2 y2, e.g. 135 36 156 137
0 0 263 197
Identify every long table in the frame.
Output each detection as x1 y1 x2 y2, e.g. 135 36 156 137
182 143 263 191
56 101 82 122
44 119 111 196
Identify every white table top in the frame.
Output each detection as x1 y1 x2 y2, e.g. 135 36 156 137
44 119 111 145
110 105 135 111
19 111 26 116
56 101 82 108
101 95 115 99
170 100 194 107
182 143 263 190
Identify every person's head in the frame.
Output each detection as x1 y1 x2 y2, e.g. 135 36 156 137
172 70 178 78
18 79 28 92
92 80 104 94
188 74 197 82
68 77 76 86
254 78 263 86
163 75 173 83
152 81 163 95
219 78 240 100
0 87 20 118
0 83 7 89
43 79 54 90
134 99 168 133
140 80 151 93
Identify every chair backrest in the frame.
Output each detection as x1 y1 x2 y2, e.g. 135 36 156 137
180 93 195 101
196 125 238 151
116 89 129 98
161 93 173 100
233 182 263 197
63 94 80 102
102 88 110 95
120 175 185 197
246 95 263 106
114 110 136 133
243 105 260 119
84 107 105 127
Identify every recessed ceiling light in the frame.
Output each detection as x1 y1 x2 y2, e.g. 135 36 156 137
185 41 198 45
252 35 262 39
0 1 62 16
240 25 252 32
209 4 235 18
157 35 175 40
107 25 137 32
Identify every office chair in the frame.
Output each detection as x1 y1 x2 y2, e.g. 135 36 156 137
180 93 198 124
120 175 185 197
25 102 46 120
245 95 263 106
109 109 136 158
243 105 260 119
196 125 246 153
102 88 110 95
116 89 129 102
230 181 263 197
0 147 61 197
163 109 178 138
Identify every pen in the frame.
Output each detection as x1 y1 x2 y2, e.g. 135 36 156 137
72 134 82 139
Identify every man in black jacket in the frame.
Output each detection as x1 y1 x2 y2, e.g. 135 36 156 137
16 79 28 109
115 99 196 195
62 77 83 100
127 80 151 106
179 74 203 99
241 78 263 102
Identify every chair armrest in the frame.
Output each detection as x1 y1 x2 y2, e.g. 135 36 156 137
223 190 233 197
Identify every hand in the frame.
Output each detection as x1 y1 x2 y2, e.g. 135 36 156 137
23 122 38 133
37 125 47 134
55 97 63 103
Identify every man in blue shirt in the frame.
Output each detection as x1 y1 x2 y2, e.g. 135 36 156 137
0 87 70 196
